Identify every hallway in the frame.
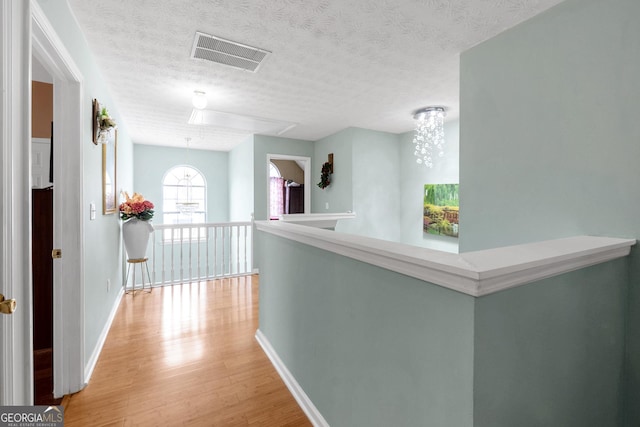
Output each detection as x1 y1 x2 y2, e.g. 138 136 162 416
63 275 311 426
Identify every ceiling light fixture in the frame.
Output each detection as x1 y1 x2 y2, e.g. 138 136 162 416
192 91 207 110
413 106 446 167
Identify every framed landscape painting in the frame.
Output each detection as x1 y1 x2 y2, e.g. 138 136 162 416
423 184 459 238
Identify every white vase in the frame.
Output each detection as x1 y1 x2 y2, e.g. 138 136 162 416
122 218 154 260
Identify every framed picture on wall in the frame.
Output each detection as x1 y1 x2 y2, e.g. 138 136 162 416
92 99 100 145
102 130 117 214
423 184 459 238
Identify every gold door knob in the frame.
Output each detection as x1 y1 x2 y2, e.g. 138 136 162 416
0 293 16 315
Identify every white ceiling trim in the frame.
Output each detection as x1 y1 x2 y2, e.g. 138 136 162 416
188 108 297 135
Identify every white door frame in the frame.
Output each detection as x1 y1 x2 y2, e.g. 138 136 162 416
31 2 86 398
266 154 311 217
0 1 85 404
0 0 33 405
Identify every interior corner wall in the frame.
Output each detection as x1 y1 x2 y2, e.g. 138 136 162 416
37 0 134 368
257 231 475 426
458 0 640 424
252 134 314 222
345 128 401 241
312 128 355 216
474 260 627 427
459 0 640 252
32 54 53 83
312 126 459 246
133 144 230 224
399 121 459 252
312 128 401 241
229 135 254 222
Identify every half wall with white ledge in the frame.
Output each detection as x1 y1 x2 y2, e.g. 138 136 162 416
278 212 356 230
254 220 635 426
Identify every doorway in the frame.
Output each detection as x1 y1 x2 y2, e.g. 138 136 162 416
266 154 311 218
32 3 86 400
31 59 58 404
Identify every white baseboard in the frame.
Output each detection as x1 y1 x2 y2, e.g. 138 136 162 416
84 288 124 383
255 329 329 427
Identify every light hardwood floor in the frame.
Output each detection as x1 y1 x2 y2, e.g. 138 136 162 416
63 275 311 426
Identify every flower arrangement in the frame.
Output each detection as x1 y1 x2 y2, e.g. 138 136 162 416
97 106 117 131
94 105 117 144
119 192 154 221
317 161 333 189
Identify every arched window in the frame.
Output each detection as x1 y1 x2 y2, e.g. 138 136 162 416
162 165 206 226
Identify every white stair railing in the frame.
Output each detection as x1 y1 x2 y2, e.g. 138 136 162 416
146 221 253 286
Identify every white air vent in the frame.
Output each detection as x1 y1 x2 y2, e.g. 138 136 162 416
191 32 270 72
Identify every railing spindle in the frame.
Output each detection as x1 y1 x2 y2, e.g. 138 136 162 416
222 226 226 276
206 226 210 279
214 226 218 278
171 227 175 284
147 221 252 286
197 226 201 283
236 225 240 275
243 225 248 273
188 226 192 283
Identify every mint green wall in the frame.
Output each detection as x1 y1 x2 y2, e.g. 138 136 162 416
312 129 355 215
459 0 640 423
474 260 627 427
311 127 400 240
399 122 459 252
312 126 459 248
628 251 640 425
258 227 631 426
37 0 134 366
133 144 229 224
257 231 474 427
229 136 254 221
460 0 640 251
344 128 401 241
252 135 314 221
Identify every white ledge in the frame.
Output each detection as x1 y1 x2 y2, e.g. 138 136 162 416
277 212 356 229
255 221 636 297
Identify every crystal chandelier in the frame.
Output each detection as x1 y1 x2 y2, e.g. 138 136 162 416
413 107 446 167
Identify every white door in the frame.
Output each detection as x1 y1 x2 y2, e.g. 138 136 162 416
1 0 85 404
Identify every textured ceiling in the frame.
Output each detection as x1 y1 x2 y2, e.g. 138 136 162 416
66 0 564 151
